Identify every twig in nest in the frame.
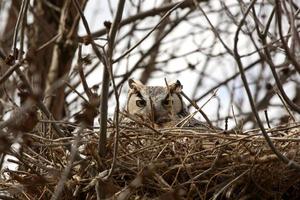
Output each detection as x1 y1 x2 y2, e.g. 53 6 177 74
51 127 83 200
233 0 300 170
180 91 213 128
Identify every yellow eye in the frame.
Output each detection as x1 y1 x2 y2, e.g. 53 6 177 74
136 99 146 107
162 99 172 106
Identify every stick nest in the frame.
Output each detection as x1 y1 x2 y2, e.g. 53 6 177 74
1 122 300 200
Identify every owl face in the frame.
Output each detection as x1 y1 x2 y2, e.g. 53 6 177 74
126 79 187 125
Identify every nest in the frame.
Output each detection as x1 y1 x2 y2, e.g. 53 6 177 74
1 122 300 200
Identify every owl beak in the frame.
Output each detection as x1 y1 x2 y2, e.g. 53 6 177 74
154 113 171 124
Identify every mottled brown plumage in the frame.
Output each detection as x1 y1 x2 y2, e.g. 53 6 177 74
126 79 202 128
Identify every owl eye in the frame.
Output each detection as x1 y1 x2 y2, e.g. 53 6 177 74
162 98 172 106
136 99 147 107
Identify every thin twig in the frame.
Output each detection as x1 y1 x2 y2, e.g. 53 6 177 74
0 60 22 85
113 1 184 63
181 91 213 128
78 0 206 40
233 0 300 170
77 45 93 99
192 59 261 105
264 110 271 129
275 0 300 74
71 0 108 157
50 127 82 200
103 2 125 177
11 0 29 55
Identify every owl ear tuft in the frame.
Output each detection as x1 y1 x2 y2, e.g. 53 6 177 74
169 80 182 93
128 79 144 92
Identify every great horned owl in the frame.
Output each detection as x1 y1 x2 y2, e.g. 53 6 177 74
126 79 202 127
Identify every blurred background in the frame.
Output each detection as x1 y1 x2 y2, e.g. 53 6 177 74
0 1 300 199
0 0 299 130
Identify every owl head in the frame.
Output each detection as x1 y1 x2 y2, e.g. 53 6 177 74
126 79 188 125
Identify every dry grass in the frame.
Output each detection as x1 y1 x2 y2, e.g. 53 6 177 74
1 122 300 200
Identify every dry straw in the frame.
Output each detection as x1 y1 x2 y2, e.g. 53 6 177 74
1 121 300 199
